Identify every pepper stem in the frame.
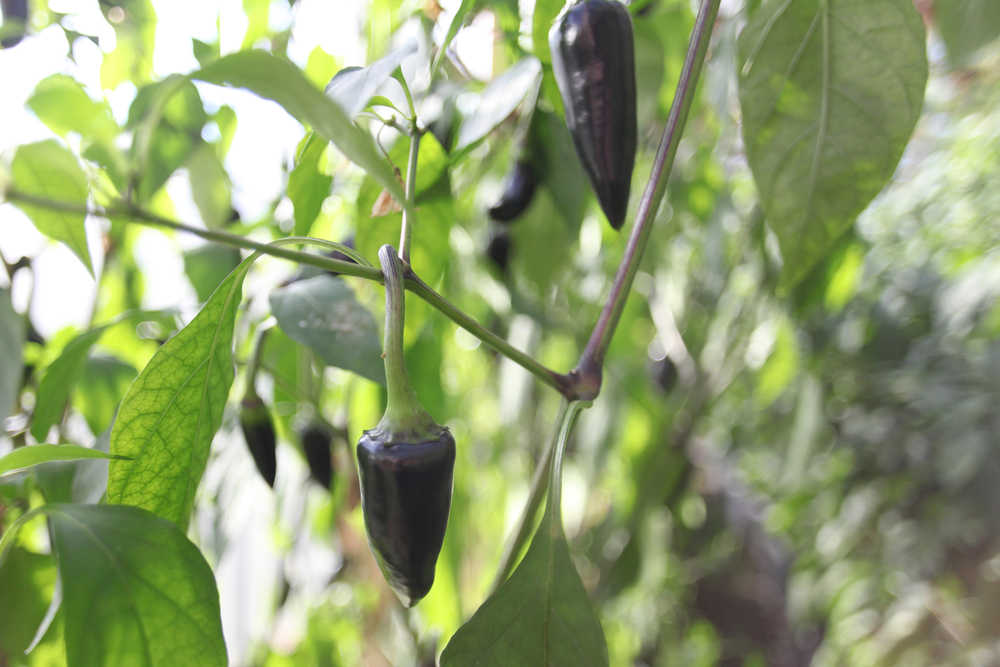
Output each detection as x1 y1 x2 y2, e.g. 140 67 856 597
377 244 437 439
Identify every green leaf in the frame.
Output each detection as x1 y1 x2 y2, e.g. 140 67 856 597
183 243 243 303
107 260 251 526
193 50 404 202
10 140 93 275
75 355 138 437
738 0 928 289
269 275 385 385
453 58 542 155
533 0 564 65
0 547 58 657
325 41 418 117
441 402 607 666
47 504 226 667
32 327 106 442
0 445 125 477
935 0 1000 66
187 143 232 228
27 74 120 146
288 134 332 236
432 0 477 74
0 289 24 421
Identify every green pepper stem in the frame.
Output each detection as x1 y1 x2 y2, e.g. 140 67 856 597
377 244 436 435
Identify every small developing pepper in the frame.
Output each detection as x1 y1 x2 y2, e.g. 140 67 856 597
488 160 538 223
239 389 277 487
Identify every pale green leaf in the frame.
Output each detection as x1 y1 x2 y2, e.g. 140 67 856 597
187 143 232 228
10 140 93 275
738 0 928 289
0 289 24 421
47 504 226 667
325 41 418 117
192 50 404 202
269 275 385 385
0 445 124 477
288 134 332 237
107 260 250 526
453 58 542 155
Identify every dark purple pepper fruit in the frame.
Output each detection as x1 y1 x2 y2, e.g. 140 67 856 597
1 0 28 48
488 160 538 223
356 245 456 606
300 420 334 489
239 392 277 487
486 228 512 274
549 0 637 230
357 427 455 606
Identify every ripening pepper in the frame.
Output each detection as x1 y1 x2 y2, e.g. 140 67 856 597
356 245 455 607
549 0 637 230
239 390 277 487
300 419 335 489
488 160 537 223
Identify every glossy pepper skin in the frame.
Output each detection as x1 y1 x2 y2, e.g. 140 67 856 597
239 394 277 487
300 421 335 489
549 0 637 230
356 427 455 607
488 160 538 223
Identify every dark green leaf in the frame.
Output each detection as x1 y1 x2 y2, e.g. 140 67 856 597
107 260 251 526
31 326 106 442
47 504 226 667
738 0 927 288
193 50 404 202
269 275 385 385
288 134 332 236
10 140 93 275
0 289 24 421
325 41 418 117
0 445 124 477
0 547 57 657
453 58 542 155
935 0 1000 66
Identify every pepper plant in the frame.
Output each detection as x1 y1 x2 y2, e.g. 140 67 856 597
3 0 997 664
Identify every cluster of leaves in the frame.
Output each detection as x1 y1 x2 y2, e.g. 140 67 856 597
1 0 999 665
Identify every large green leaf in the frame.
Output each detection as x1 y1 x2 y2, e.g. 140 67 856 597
0 289 24 421
107 260 250 526
0 547 57 657
193 51 404 202
935 0 1000 66
441 403 608 666
453 58 542 155
0 445 123 477
10 140 93 275
738 0 928 289
47 504 226 667
269 275 385 385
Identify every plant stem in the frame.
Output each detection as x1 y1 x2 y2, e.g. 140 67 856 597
573 0 721 394
398 129 421 263
377 245 432 432
489 400 569 593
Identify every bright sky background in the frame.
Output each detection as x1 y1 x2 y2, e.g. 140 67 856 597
0 0 494 338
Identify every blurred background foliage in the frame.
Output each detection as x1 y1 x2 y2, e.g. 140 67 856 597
2 0 1000 665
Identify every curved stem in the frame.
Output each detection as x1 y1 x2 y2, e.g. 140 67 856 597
244 319 273 396
574 0 721 392
377 245 433 433
398 130 421 264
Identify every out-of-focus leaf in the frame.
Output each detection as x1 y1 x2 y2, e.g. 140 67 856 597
325 41 418 117
183 244 243 303
0 547 57 657
0 445 124 477
47 504 226 667
107 259 251 526
288 133 332 236
187 143 232 228
935 0 1000 66
533 0 564 64
10 140 93 275
100 0 155 89
531 108 587 229
32 326 106 442
738 0 928 289
432 0 477 74
453 58 542 155
269 275 385 385
193 50 404 202
75 355 137 437
0 289 24 421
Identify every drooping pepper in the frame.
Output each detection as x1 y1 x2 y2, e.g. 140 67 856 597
300 419 335 489
549 0 637 230
356 245 455 607
239 389 278 488
488 160 538 223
